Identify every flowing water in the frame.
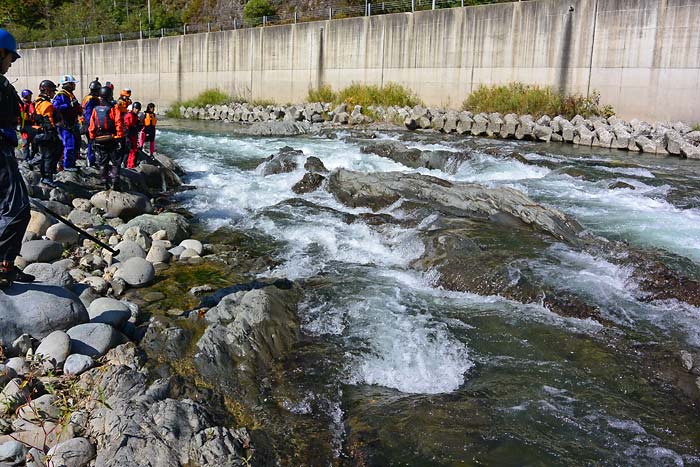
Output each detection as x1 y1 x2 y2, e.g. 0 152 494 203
158 121 700 466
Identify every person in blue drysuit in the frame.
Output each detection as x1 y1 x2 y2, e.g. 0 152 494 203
82 77 101 167
52 74 83 171
0 29 34 286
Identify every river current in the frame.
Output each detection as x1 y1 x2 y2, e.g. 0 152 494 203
158 121 700 466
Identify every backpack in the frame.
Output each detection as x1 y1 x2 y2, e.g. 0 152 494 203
93 105 116 143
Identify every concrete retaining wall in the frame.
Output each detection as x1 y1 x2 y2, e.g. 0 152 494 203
9 0 700 121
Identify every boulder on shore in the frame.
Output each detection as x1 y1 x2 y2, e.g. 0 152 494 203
0 284 88 343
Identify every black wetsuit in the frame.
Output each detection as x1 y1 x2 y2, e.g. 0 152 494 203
0 75 30 263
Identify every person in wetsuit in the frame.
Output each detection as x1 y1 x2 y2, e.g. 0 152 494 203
0 29 34 285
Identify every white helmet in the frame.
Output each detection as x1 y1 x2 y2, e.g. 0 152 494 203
59 74 79 85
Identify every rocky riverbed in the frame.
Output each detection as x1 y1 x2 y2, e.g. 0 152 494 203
3 119 700 466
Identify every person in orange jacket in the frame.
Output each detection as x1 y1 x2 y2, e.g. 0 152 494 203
139 102 157 155
88 86 124 190
32 80 63 186
123 101 142 169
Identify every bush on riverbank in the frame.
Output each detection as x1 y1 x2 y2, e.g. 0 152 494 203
166 89 232 118
307 82 422 109
462 83 614 120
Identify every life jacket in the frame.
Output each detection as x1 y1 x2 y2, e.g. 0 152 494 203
54 89 81 123
19 102 34 127
144 112 157 127
93 105 117 137
33 96 57 132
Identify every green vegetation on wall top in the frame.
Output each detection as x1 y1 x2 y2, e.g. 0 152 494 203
462 83 615 120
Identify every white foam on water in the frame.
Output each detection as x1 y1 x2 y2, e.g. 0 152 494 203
521 173 700 263
344 283 474 394
591 165 656 178
451 153 551 183
533 244 700 346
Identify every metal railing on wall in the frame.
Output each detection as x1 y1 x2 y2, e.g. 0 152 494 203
18 0 516 50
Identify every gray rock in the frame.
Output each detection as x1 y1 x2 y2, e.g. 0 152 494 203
443 111 458 133
500 113 519 138
664 130 684 155
19 240 63 263
23 262 73 287
35 330 71 370
258 146 302 176
681 142 700 159
533 124 553 142
145 244 171 264
67 209 103 228
292 172 325 194
63 354 94 376
5 357 28 376
113 257 155 287
47 437 96 467
456 112 473 134
88 298 131 329
9 334 33 358
114 240 147 262
168 245 186 259
304 156 328 174
515 115 535 140
45 223 80 246
0 284 88 343
179 248 200 260
27 210 54 236
81 276 109 295
635 135 657 153
238 120 310 136
179 239 203 255
81 365 249 467
573 125 594 146
18 394 61 422
90 191 153 220
470 114 488 136
486 113 503 136
67 323 127 358
122 226 152 251
0 378 30 415
196 285 303 406
0 440 27 464
327 169 582 243
122 213 191 244
72 198 92 212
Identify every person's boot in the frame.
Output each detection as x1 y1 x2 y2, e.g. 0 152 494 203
40 177 57 188
0 263 35 284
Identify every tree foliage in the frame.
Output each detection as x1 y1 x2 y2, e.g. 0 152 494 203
243 0 276 21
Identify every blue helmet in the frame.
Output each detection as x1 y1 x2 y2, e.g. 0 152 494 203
0 29 20 61
21 89 32 99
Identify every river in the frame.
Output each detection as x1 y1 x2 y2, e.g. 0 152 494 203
157 121 700 466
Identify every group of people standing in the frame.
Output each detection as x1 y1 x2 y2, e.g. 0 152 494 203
0 28 158 285
20 75 158 190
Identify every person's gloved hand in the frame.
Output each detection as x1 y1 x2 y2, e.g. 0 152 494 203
71 98 80 108
0 128 18 147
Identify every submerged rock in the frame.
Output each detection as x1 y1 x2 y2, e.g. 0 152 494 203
327 169 582 243
360 140 471 173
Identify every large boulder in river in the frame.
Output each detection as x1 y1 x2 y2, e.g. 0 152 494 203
114 257 155 287
121 212 190 244
90 191 153 220
0 284 88 343
195 283 302 405
326 169 582 243
258 146 303 176
360 140 471 173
